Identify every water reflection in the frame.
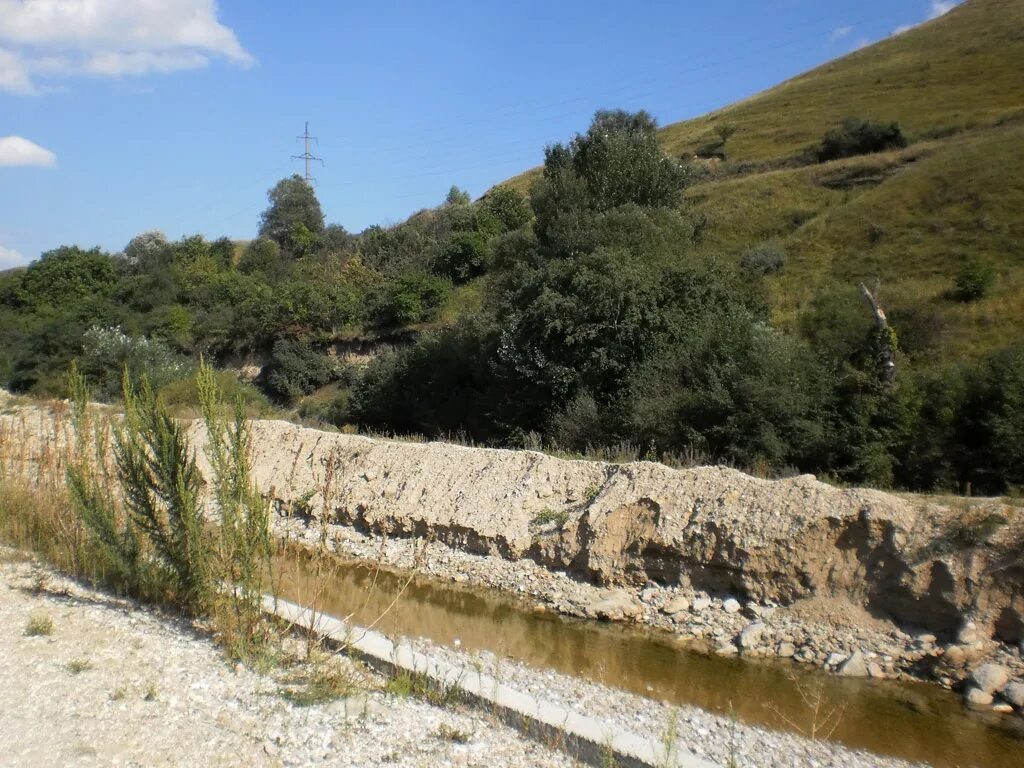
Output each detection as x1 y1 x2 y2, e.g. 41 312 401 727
275 550 1023 768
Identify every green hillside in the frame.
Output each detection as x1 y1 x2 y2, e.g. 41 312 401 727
506 0 1024 365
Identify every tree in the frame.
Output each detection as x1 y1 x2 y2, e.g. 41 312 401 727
434 230 489 282
530 109 693 252
258 175 325 252
445 185 471 206
481 185 531 231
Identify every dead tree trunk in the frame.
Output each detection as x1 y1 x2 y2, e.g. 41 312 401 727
859 279 897 385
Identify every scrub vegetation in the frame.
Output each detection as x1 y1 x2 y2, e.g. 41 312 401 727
1 0 1021 495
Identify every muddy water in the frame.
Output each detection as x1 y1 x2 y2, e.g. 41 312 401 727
274 550 1023 768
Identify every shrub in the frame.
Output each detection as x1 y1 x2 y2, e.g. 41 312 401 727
816 118 907 162
434 231 489 282
951 259 995 302
265 338 335 400
739 245 786 275
373 273 451 327
481 185 532 231
79 325 191 401
65 362 274 652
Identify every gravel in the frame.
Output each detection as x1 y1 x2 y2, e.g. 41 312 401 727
0 553 573 768
276 515 1024 695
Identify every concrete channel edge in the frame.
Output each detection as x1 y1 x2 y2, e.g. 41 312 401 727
262 594 721 768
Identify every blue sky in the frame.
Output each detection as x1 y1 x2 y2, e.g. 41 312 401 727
0 0 960 268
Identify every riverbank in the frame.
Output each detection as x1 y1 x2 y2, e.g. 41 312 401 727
0 552 575 768
2 550 931 768
2 397 1023 712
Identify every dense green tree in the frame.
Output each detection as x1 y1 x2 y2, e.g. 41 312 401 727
434 231 490 282
265 338 335 400
481 185 532 232
258 175 325 251
445 185 471 206
10 246 117 312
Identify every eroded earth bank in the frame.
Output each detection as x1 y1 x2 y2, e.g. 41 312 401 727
3 399 1024 717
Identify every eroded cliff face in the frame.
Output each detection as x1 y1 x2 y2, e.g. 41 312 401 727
3 399 1022 642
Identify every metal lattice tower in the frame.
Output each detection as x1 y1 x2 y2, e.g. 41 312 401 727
292 121 323 185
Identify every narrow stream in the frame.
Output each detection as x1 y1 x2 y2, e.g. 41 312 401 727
274 549 1023 768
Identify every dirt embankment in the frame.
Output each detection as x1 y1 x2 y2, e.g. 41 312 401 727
3 400 1023 646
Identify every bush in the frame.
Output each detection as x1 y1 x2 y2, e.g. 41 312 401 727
816 118 907 162
434 231 490 282
739 245 786 275
265 338 335 400
951 259 995 302
373 273 451 327
158 369 273 417
66 362 273 652
79 326 191 401
481 185 532 231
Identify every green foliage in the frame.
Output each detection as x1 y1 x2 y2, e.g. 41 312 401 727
197 361 274 657
114 373 210 612
532 508 569 527
238 238 280 275
79 326 190 401
9 246 117 312
951 259 995 302
265 338 336 400
816 117 907 162
434 230 489 282
66 362 274 652
481 185 532 231
739 245 786 275
258 175 325 252
445 185 471 206
373 272 451 327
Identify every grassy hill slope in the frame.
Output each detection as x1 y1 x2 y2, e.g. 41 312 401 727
658 0 1024 162
503 0 1024 367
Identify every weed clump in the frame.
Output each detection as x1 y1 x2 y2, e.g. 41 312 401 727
24 613 54 636
532 508 569 528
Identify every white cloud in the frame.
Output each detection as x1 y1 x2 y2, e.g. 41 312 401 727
929 1 958 19
0 244 26 270
0 135 57 167
851 38 872 52
830 26 853 42
893 1 961 35
0 0 253 94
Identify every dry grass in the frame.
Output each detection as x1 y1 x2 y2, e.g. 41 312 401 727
496 0 1024 370
24 613 54 636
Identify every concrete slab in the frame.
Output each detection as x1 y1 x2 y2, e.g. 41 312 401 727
263 594 720 768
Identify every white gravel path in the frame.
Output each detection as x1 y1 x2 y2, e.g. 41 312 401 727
0 554 575 768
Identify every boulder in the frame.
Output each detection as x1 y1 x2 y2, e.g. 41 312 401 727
777 642 796 658
738 622 766 650
691 596 711 612
957 620 981 646
970 663 1010 694
1002 680 1024 708
722 598 741 614
964 686 994 708
837 650 868 677
825 652 847 668
587 589 641 622
662 596 690 615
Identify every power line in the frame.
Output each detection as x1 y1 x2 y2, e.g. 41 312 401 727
292 121 324 185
